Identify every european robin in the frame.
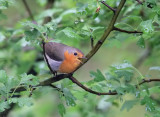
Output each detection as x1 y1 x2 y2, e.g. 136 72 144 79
44 42 85 74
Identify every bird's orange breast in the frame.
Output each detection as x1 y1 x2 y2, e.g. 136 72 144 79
58 51 81 73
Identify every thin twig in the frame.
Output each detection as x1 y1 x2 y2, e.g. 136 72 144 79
114 27 143 34
69 76 117 95
74 0 126 72
22 0 34 20
100 1 116 13
137 79 160 88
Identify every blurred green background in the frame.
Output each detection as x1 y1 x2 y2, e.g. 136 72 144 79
0 0 160 117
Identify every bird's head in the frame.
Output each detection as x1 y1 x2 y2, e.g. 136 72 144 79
64 50 85 64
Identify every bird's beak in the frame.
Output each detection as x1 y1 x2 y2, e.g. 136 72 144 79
78 56 87 61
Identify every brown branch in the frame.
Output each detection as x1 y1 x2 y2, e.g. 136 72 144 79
113 27 143 34
22 0 34 20
74 0 126 72
137 79 160 87
11 76 160 96
100 1 116 13
69 76 117 95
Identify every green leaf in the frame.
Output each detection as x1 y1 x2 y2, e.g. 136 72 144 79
22 21 47 33
17 97 33 107
58 103 66 117
0 70 7 84
63 88 76 106
121 100 138 111
115 87 126 95
57 27 82 40
0 101 9 112
112 61 133 69
93 12 99 19
140 20 154 33
115 69 133 81
137 37 145 48
20 73 39 86
90 69 106 82
149 86 160 94
110 61 134 81
90 26 104 33
122 15 143 28
76 2 88 14
24 29 40 43
141 96 155 112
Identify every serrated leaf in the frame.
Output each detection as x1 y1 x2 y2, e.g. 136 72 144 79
115 87 126 95
76 2 88 14
0 101 9 112
121 100 138 111
93 12 99 19
58 103 66 117
125 84 136 93
90 26 104 33
22 21 47 33
57 27 82 40
17 97 33 107
112 62 133 69
141 96 155 112
20 73 39 86
0 70 7 84
140 20 154 33
90 69 106 82
24 29 40 42
122 15 143 28
63 88 76 106
137 37 145 48
149 86 160 94
115 70 133 81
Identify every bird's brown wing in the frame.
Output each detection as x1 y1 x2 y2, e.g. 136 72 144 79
45 42 65 61
44 42 84 61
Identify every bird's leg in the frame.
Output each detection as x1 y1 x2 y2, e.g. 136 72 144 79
90 36 94 49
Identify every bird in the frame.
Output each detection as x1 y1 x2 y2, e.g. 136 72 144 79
43 42 85 74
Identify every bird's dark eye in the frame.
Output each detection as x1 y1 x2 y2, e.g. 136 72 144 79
74 52 78 56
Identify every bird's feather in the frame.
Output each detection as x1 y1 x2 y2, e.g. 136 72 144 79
44 42 83 61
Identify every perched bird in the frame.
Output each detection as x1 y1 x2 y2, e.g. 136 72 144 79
44 42 85 74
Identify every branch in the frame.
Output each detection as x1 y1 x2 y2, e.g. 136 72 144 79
74 0 126 72
69 76 117 95
100 1 116 13
22 0 34 20
113 27 143 34
137 79 160 87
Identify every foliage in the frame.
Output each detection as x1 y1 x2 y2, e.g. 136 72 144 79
0 0 160 117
